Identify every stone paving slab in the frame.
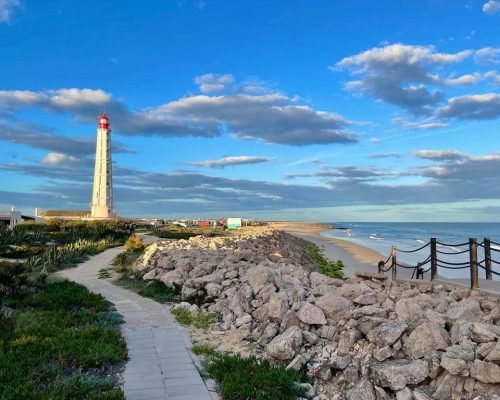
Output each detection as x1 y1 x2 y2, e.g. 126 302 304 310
59 241 216 400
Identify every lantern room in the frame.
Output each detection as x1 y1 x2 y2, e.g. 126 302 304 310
98 113 110 129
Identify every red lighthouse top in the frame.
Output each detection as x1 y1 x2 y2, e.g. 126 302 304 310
98 113 110 129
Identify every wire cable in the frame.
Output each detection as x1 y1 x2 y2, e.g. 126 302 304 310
436 259 470 266
397 242 430 253
436 248 469 255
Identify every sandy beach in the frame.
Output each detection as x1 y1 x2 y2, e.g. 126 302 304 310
272 221 425 280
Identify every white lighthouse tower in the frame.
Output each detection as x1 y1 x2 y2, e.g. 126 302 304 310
91 113 115 219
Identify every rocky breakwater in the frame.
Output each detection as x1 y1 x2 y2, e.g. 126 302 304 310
134 227 500 400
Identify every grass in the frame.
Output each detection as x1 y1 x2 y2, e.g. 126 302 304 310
112 251 142 274
300 239 344 279
171 308 217 329
98 267 114 279
0 280 126 400
203 353 311 400
191 342 216 356
113 276 179 303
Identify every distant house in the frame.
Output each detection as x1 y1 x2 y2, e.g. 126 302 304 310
37 209 90 220
227 217 242 229
198 220 210 228
0 209 35 228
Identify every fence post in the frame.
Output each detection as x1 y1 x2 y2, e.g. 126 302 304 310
430 238 437 281
391 246 397 281
469 238 479 289
484 237 492 280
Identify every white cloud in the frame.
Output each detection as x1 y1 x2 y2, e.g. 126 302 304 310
0 0 22 23
414 149 469 161
443 73 482 87
0 86 358 146
187 156 273 168
392 117 450 130
475 47 500 65
194 73 235 93
485 71 500 85
42 152 81 166
437 93 500 120
334 43 472 113
483 0 500 14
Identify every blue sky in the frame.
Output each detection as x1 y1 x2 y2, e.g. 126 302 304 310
1 0 500 221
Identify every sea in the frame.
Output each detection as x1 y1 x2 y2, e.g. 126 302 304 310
321 222 500 279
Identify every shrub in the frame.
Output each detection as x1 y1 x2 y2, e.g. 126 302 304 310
204 353 310 400
191 342 215 356
171 308 217 329
301 239 344 279
125 236 145 252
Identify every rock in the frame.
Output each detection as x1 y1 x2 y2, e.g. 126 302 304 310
245 266 272 291
296 382 315 398
235 314 252 327
440 356 469 376
445 343 476 361
172 302 191 311
343 378 376 400
395 298 423 322
286 354 308 370
303 330 319 344
355 271 387 281
318 366 332 381
470 322 497 343
161 270 183 286
353 293 377 305
395 388 414 400
470 360 500 383
369 359 429 391
412 387 434 400
315 293 354 321
450 320 473 344
309 271 344 287
485 341 500 362
404 321 450 359
331 354 352 370
297 303 327 325
373 347 393 362
268 252 283 262
317 325 336 340
367 321 408 347
267 295 288 323
257 323 279 345
446 298 484 323
433 374 464 400
265 326 303 360
337 329 362 356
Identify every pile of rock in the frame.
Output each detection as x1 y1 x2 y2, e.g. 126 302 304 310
135 227 500 400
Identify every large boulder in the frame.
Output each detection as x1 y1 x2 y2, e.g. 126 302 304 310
266 295 288 324
369 359 429 391
395 298 424 322
342 378 376 400
297 303 326 325
245 265 273 291
309 271 343 287
366 321 408 347
404 321 450 359
265 326 303 360
470 360 500 383
446 298 484 323
315 293 354 321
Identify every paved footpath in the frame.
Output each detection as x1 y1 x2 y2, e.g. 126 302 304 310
59 242 215 400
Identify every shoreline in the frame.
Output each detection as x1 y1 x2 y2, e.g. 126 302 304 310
271 221 416 279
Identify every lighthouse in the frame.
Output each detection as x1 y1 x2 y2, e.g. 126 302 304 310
91 113 115 219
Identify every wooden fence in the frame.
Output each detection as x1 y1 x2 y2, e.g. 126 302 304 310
378 237 499 289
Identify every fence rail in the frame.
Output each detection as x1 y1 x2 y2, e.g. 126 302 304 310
377 237 499 289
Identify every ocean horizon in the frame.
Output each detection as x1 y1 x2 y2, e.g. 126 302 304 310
321 222 500 280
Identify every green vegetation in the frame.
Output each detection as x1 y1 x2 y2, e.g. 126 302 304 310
112 251 142 274
114 277 179 303
0 280 126 399
124 236 145 252
203 353 311 400
171 307 217 329
151 225 224 240
301 239 344 279
191 342 216 356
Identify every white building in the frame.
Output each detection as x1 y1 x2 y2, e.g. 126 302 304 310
91 113 115 219
0 208 22 228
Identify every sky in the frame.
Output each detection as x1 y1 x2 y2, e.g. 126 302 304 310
0 0 500 222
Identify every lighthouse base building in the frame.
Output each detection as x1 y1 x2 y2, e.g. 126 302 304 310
90 113 115 219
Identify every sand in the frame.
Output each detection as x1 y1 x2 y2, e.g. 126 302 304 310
271 221 416 279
